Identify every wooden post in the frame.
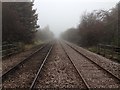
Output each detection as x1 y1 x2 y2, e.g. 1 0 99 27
97 44 99 54
112 46 114 59
103 45 105 57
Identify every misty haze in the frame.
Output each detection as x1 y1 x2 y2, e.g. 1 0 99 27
1 0 120 89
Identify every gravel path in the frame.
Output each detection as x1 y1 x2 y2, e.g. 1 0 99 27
2 44 51 88
65 41 120 79
2 44 43 74
34 41 86 89
62 41 120 88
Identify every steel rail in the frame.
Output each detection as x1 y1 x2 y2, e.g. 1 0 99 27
60 41 90 90
30 44 54 89
65 41 120 83
1 44 47 82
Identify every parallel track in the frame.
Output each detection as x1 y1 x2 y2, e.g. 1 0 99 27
65 41 120 82
60 41 90 89
61 41 120 89
30 45 53 89
2 40 119 89
2 41 54 88
1 43 47 82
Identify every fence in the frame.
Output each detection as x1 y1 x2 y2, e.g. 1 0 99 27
0 42 20 58
97 44 120 60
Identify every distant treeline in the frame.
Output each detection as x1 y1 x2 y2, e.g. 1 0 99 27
61 2 120 47
35 26 54 41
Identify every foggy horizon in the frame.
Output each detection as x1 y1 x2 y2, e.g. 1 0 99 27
2 1 120 88
33 0 119 37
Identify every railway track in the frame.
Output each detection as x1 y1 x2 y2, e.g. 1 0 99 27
30 44 53 89
2 40 120 89
1 43 47 82
2 42 54 88
65 41 120 82
60 41 89 89
30 41 88 89
61 41 120 89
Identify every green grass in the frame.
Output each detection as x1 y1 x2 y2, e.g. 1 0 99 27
87 46 97 53
23 40 44 51
87 46 120 63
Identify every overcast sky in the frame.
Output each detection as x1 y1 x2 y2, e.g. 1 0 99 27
33 0 119 37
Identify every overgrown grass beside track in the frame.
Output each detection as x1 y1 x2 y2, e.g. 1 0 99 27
2 40 45 58
87 47 120 63
23 40 44 51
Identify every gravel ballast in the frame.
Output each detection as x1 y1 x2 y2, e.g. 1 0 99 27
65 41 120 79
34 41 86 89
2 44 52 88
2 44 43 74
62 41 120 88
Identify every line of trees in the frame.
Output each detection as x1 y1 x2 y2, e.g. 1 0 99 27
35 25 54 41
61 2 120 47
2 2 39 43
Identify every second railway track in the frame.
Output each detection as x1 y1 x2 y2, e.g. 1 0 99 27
2 40 120 89
30 45 53 89
2 43 47 81
2 42 54 88
61 41 120 89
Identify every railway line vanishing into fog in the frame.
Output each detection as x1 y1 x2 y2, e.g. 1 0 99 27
2 41 54 88
61 40 120 88
2 40 120 89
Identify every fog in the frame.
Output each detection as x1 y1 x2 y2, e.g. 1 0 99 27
33 0 119 37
